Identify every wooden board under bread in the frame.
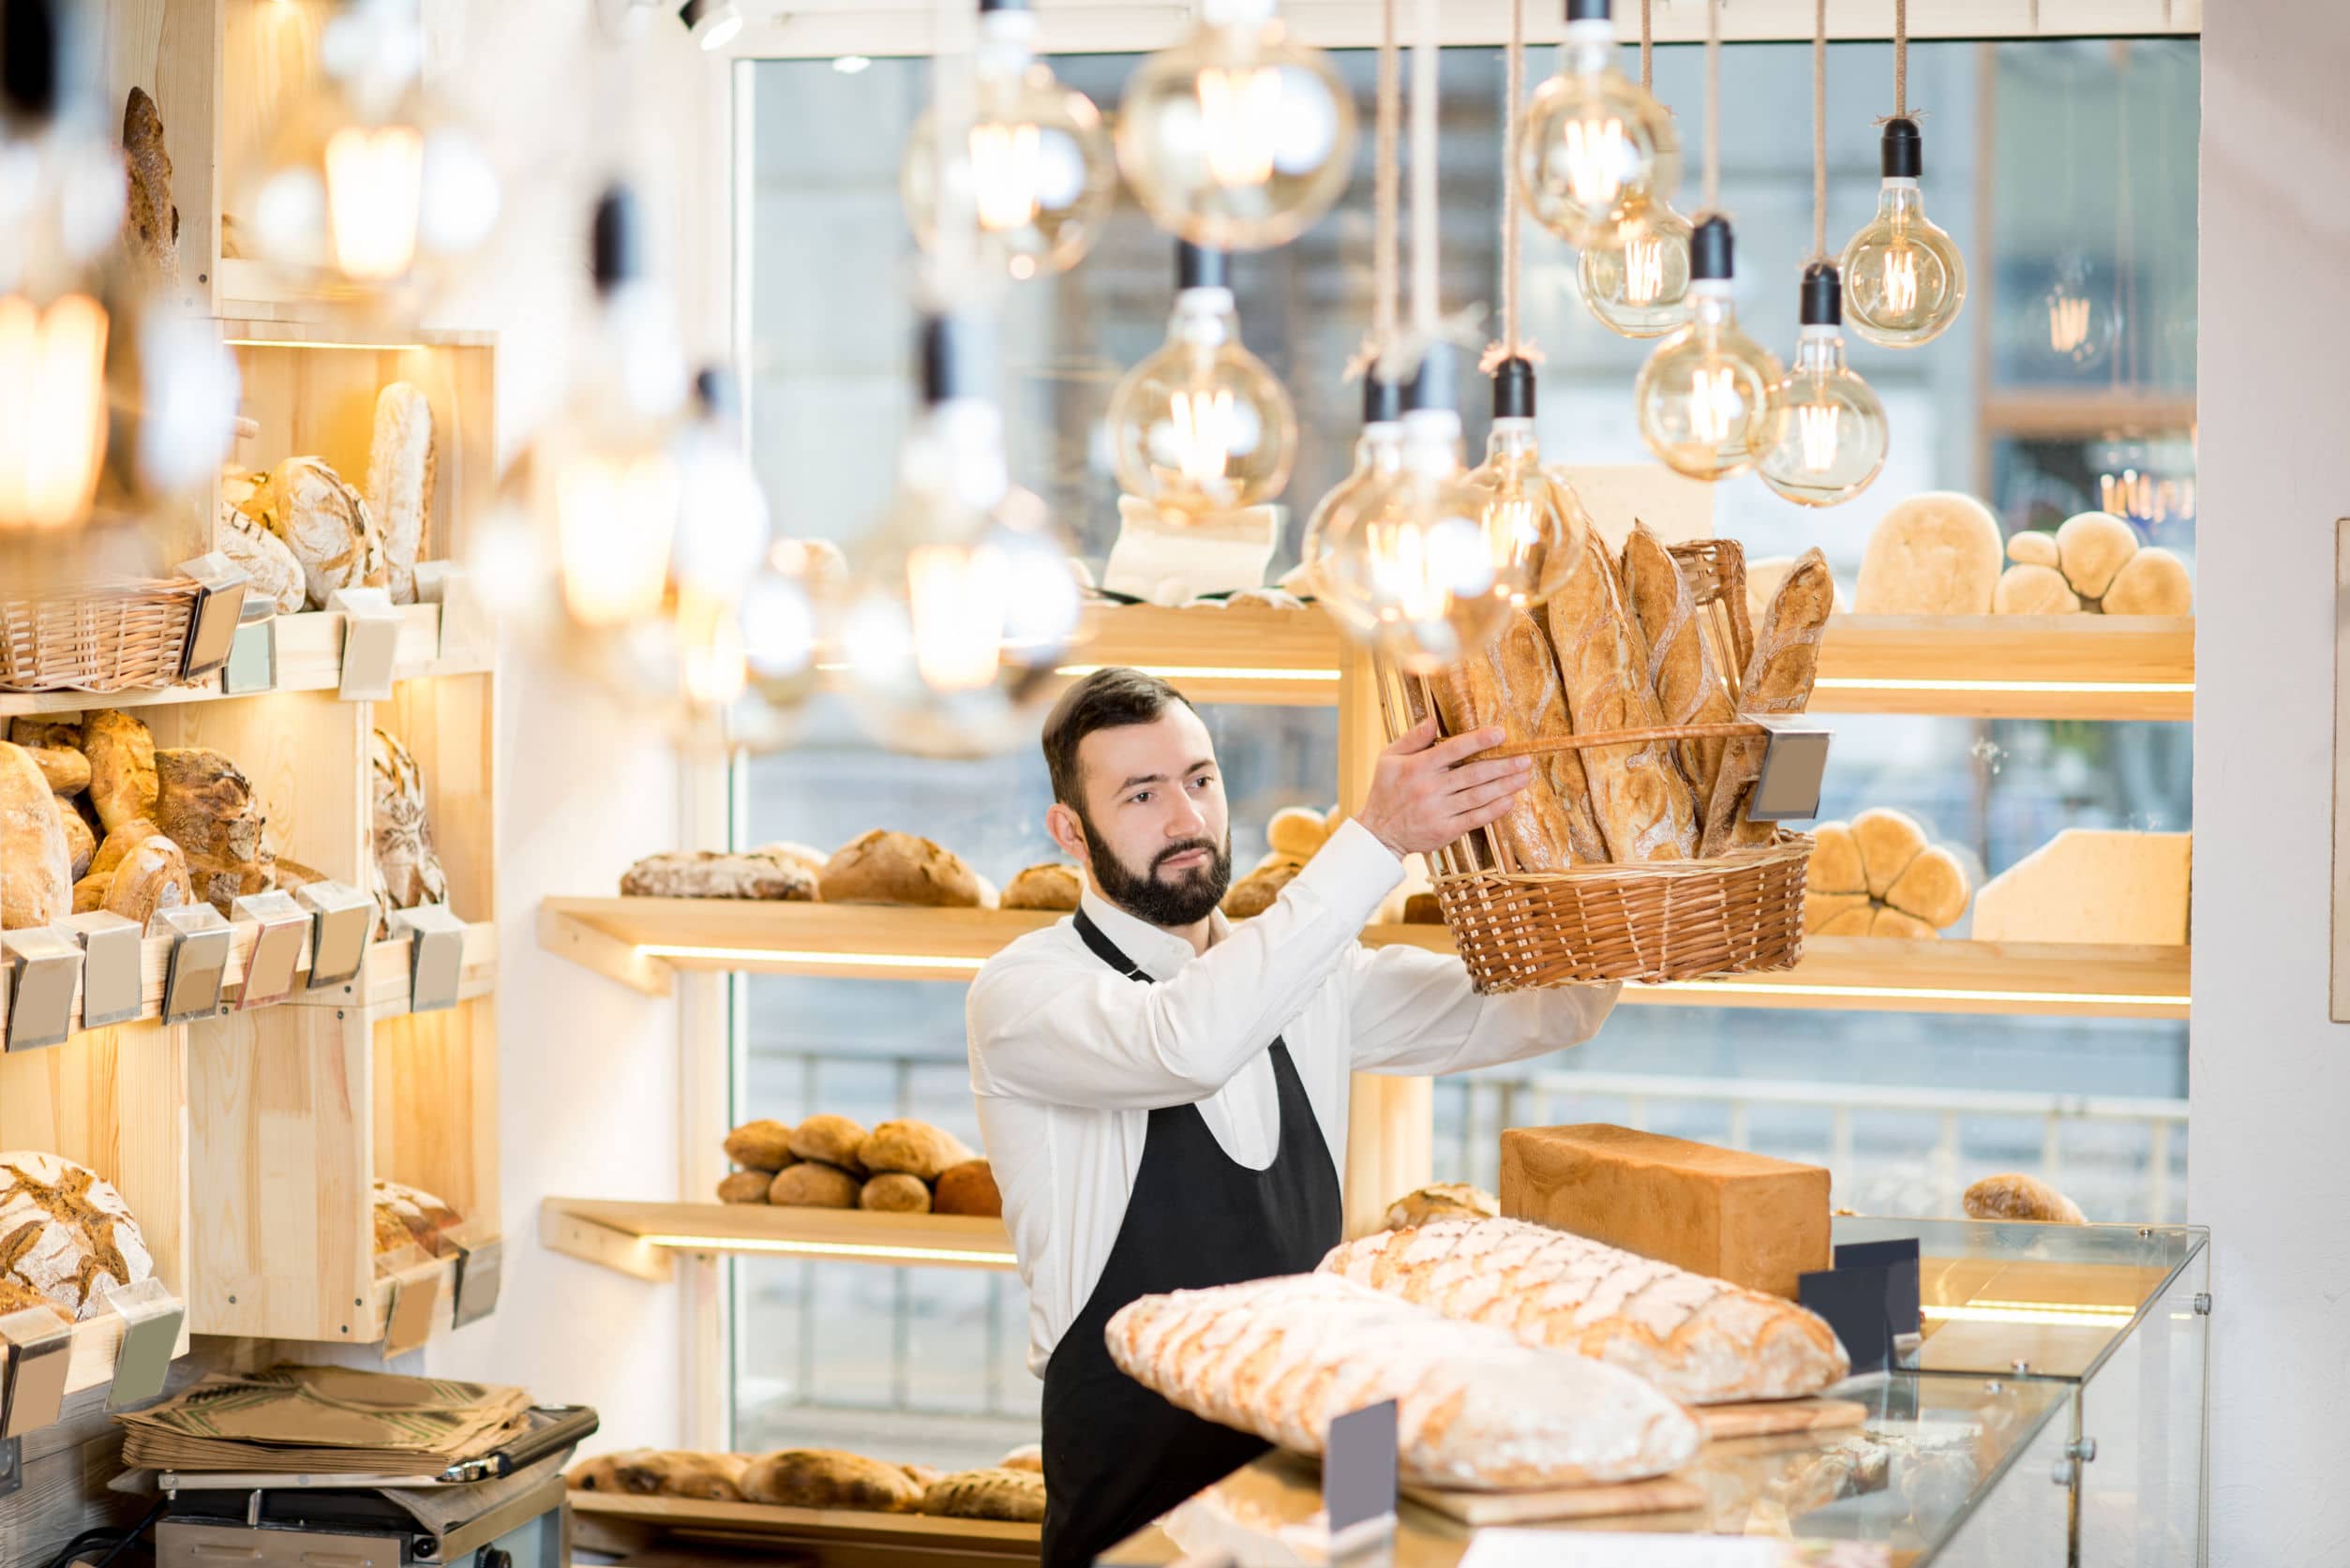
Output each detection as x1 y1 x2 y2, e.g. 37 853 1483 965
1698 1397 1870 1441
1399 1472 1703 1526
567 1490 1040 1555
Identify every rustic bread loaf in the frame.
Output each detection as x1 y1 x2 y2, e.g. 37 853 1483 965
256 455 388 609
1993 563 2081 615
82 711 157 834
1106 1272 1701 1488
918 1469 1046 1522
1265 806 1328 859
0 1151 156 1318
751 841 830 885
860 1173 932 1214
769 1163 860 1209
2101 546 2193 616
0 1278 71 1327
219 470 308 614
89 820 161 881
104 833 193 926
627 1452 751 1501
724 1119 796 1172
740 1449 923 1512
2006 530 2059 568
372 729 450 914
933 1158 1002 1217
1854 492 2002 614
1384 1182 1498 1231
1700 549 1833 857
859 1120 975 1182
1429 609 1605 872
996 1443 1043 1474
716 1171 771 1203
57 807 94 881
1619 523 1735 821
368 383 437 605
620 851 814 901
1962 1172 2085 1225
2055 512 2138 600
788 1114 868 1173
1220 859 1300 918
1322 1217 1849 1404
0 744 71 928
819 830 982 907
24 747 89 796
1883 844 1969 929
372 1178 462 1255
155 748 267 916
9 719 82 752
120 87 178 289
1000 862 1082 912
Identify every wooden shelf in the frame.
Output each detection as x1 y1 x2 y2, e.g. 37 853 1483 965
1067 603 1345 706
287 923 501 1016
569 1490 1040 1561
539 898 2188 1018
541 1198 1017 1278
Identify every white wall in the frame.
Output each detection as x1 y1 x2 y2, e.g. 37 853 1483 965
2193 3 2350 1560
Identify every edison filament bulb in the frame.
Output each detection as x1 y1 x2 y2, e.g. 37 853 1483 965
1115 0 1356 250
901 0 1114 280
1465 357 1594 604
1105 243 1297 515
1286 368 1403 595
1580 193 1694 338
1759 262 1889 507
1633 216 1783 481
2038 251 2119 369
1514 0 1679 250
1839 118 1967 349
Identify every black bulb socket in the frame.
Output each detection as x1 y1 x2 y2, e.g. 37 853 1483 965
1799 261 1842 327
1491 356 1536 420
977 0 1030 10
591 184 646 293
1690 216 1734 283
1881 117 1923 179
920 314 990 405
1363 366 1403 426
694 366 741 420
1564 0 1612 21
1176 241 1229 291
2 0 65 125
1401 342 1456 415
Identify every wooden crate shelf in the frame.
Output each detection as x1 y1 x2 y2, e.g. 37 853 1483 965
541 1198 1016 1279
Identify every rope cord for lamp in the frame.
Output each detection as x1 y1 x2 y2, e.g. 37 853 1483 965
1640 0 1653 89
1702 0 1720 214
1373 0 1400 361
1893 0 1908 118
1410 0 1438 337
1499 0 1524 359
1810 0 1827 260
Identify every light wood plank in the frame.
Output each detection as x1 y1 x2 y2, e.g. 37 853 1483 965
279 922 500 1013
373 997 497 1238
568 1490 1040 1551
1400 1473 1704 1527
379 672 496 919
542 1198 1015 1272
1814 614 2193 722
540 1205 674 1285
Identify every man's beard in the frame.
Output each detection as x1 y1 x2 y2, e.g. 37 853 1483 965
1079 813 1233 928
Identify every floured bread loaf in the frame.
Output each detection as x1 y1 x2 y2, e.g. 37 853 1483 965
219 470 308 614
741 1449 922 1511
1322 1217 1849 1405
820 830 982 907
0 1278 70 1326
373 729 450 917
621 850 814 901
0 1151 156 1317
155 748 268 916
1992 563 2081 615
1963 1172 2085 1225
918 1469 1046 1522
1106 1272 1700 1488
104 833 194 925
2055 512 2138 600
0 743 71 928
2102 546 2192 616
368 383 437 605
1701 550 1832 857
1620 524 1735 817
753 842 830 886
1547 527 1698 862
255 455 388 609
1429 607 1605 871
372 1178 462 1254
1385 1182 1499 1230
1000 862 1081 911
1854 493 2002 615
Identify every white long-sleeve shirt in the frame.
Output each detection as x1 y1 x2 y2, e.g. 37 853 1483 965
965 818 1620 1375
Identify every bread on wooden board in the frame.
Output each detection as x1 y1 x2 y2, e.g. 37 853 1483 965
1323 1216 1849 1403
1620 523 1735 821
819 829 982 907
860 1173 932 1213
1992 563 2082 615
1883 844 1969 929
1265 805 1328 859
2054 511 2138 600
23 747 89 797
104 833 193 926
1849 808 1927 899
219 470 308 614
0 743 71 928
1429 607 1605 872
1384 1182 1498 1231
1108 1272 1700 1488
934 1158 1002 1217
621 850 814 901
57 807 94 881
368 382 437 604
1854 492 2002 615
996 1442 1043 1473
82 710 157 833
255 455 388 609
769 1163 859 1208
999 862 1081 912
788 1114 868 1173
740 1449 923 1512
716 1171 771 1203
372 729 450 915
2006 530 2059 568
1546 526 1698 862
1962 1172 2085 1225
1220 859 1299 918
858 1120 975 1182
724 1119 795 1172
1700 549 1833 857
0 1150 157 1317
121 87 178 289
1804 892 1871 933
918 1469 1046 1522
2102 546 2193 616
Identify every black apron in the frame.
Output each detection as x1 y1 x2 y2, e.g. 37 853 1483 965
1038 910 1345 1567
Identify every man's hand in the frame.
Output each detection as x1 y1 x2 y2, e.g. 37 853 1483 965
1353 715 1535 860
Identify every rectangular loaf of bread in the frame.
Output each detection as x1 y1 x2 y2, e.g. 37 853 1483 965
1103 1273 1700 1489
1428 607 1605 871
1322 1215 1849 1404
1701 547 1834 858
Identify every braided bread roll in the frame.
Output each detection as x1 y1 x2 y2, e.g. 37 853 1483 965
1103 1273 1699 1489
1321 1217 1849 1405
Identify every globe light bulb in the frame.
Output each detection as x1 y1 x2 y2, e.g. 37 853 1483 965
1105 242 1297 515
240 0 500 315
1513 0 1679 250
1114 0 1357 250
1759 262 1889 508
1316 347 1528 673
828 316 1085 758
1283 367 1403 595
1579 194 1694 338
1464 357 1595 604
901 0 1114 281
1634 215 1782 482
1838 117 1966 349
2038 250 2119 370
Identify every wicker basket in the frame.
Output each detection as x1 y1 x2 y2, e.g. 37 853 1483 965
1378 538 1812 993
0 577 205 694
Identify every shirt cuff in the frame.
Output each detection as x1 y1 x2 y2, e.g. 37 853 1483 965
1298 817 1407 923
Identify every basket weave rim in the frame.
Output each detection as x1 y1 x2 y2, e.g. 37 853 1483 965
1429 834 1815 889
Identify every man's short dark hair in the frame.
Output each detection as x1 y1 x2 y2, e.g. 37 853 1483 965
1041 667 1195 808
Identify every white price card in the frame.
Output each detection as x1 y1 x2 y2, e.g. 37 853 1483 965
1459 1535 1782 1568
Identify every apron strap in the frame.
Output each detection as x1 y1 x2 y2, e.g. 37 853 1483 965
1071 908 1152 983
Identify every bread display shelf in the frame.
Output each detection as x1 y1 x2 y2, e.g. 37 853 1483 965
290 921 500 1016
538 898 2188 1017
1064 603 1347 706
540 1197 1016 1279
568 1488 1040 1559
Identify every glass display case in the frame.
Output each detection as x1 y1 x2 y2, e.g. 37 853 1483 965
1101 1219 2208 1566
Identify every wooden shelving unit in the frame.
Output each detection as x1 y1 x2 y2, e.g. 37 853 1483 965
570 1490 1040 1564
541 1198 1016 1280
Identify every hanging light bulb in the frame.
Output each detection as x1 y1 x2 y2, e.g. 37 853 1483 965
239 0 500 316
828 315 1085 758
1283 367 1403 596
1316 345 1527 672
1579 194 1694 339
1514 0 1678 250
1464 356 1594 603
1105 242 1297 515
1115 0 1357 250
901 0 1114 281
1633 215 1781 481
1758 262 1889 507
2036 250 2119 369
1839 118 1965 349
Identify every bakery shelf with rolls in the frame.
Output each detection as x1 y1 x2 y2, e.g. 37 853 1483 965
540 1198 1016 1279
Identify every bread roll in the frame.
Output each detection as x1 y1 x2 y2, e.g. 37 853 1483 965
0 744 71 928
255 455 388 609
1993 563 2082 615
89 820 161 881
999 862 1081 912
918 1469 1046 1523
368 382 437 605
768 1163 859 1208
121 87 178 290
716 1171 771 1203
9 719 82 752
1815 902 1873 936
1401 891 1443 924
1804 892 1871 934
789 1114 869 1173
858 1119 975 1182
1854 493 2003 614
900 1463 942 1488
2055 511 2139 600
933 1158 1002 1217
634 1452 750 1502
1265 806 1328 859
1700 549 1833 857
996 1443 1043 1474
57 807 94 881
860 1173 933 1214
1620 523 1736 822
2102 546 2193 617
1383 1182 1498 1231
1883 844 1969 929
1808 822 1865 894
82 710 157 833
1869 906 1939 939
1429 608 1605 871
2006 530 2059 568
621 850 814 901
740 1449 923 1512
1849 808 1927 899
105 833 193 926
219 470 308 614
1962 1173 2085 1225
23 747 88 797
724 1118 795 1172
819 830 982 907
1220 859 1299 918
0 1151 157 1315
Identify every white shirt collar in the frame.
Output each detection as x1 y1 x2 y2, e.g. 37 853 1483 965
1075 882 1231 982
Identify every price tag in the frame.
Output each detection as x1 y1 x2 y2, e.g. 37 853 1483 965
232 890 309 1010
220 617 277 695
443 1223 503 1329
297 881 376 991
1834 1236 1923 1338
378 1249 444 1356
2 929 82 1051
0 1306 72 1439
175 554 252 679
330 587 402 701
1747 717 1833 822
1324 1399 1398 1555
101 1278 183 1409
388 903 467 1013
153 904 232 1024
59 912 143 1028
1800 1264 1893 1374
414 561 491 666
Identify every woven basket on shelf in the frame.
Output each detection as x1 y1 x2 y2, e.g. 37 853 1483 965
0 577 204 694
1377 537 1812 993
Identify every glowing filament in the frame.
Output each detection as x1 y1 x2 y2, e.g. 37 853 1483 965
0 292 109 531
675 588 748 707
1797 403 1841 473
1690 366 1741 444
906 542 1009 692
2048 293 2091 356
970 122 1042 231
1623 235 1665 305
323 125 425 281
1198 67 1281 187
1880 246 1920 316
1562 116 1627 207
558 452 681 627
1364 516 1491 624
1169 389 1238 485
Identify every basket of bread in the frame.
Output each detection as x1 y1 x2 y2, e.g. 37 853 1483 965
1377 526 1831 992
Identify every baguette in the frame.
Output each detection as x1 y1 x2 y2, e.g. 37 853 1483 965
368 382 437 605
1546 527 1698 862
1428 609 1604 872
1700 548 1834 857
1619 523 1736 822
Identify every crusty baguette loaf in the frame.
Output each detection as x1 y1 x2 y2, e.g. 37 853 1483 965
1962 1172 2085 1225
1429 609 1605 871
1546 527 1698 862
1321 1216 1849 1405
1619 524 1735 824
740 1449 922 1511
121 87 178 290
368 382 436 605
1700 549 1834 858
918 1468 1046 1522
1104 1273 1700 1489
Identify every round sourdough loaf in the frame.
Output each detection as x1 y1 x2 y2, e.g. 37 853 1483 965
372 1177 462 1255
818 830 982 907
0 1278 70 1326
933 1159 1000 1217
1853 492 2003 615
0 1152 155 1318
